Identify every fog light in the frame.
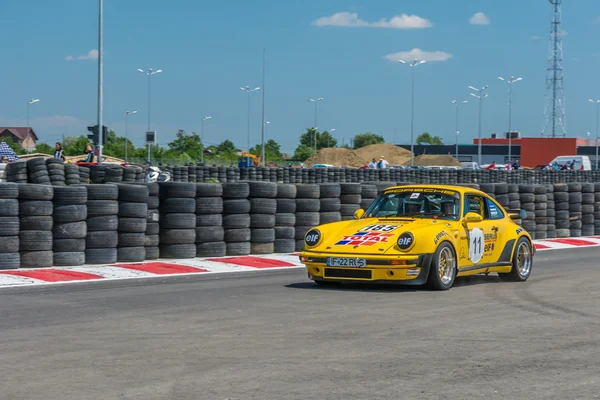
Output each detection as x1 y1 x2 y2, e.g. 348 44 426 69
387 270 395 277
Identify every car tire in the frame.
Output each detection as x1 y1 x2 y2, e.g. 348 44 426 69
426 242 457 291
499 237 533 282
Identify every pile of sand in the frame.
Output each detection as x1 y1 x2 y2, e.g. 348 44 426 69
305 148 366 168
354 144 413 166
405 154 463 167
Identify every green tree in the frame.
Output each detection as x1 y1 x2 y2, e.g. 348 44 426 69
1 137 24 155
416 132 444 145
293 128 338 160
34 143 54 155
293 144 314 161
352 133 385 149
102 130 137 160
250 139 283 161
63 136 92 156
167 129 203 160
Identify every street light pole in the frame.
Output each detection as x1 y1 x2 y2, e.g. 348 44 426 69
27 99 40 131
97 0 103 163
125 110 137 162
589 99 600 170
307 98 324 153
138 68 163 163
200 116 212 165
450 100 467 160
241 86 261 154
499 76 523 163
469 85 489 166
327 128 336 148
399 58 426 166
263 121 270 165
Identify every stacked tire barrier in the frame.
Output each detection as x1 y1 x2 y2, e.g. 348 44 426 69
158 182 196 259
319 183 341 226
46 158 66 186
249 181 277 255
554 184 570 238
52 186 87 266
294 184 319 251
582 183 595 237
340 183 362 221
144 183 160 260
0 183 19 269
533 185 548 240
196 183 226 257
274 184 297 253
545 185 556 239
116 184 148 262
85 184 119 265
360 184 378 211
105 166 124 183
519 185 536 238
5 162 27 183
569 183 583 238
222 182 250 256
76 165 89 184
27 158 50 185
19 184 54 268
596 183 600 235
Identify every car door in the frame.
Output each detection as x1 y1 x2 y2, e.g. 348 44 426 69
459 193 505 269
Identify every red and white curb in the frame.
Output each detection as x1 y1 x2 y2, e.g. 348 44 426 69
1 237 600 288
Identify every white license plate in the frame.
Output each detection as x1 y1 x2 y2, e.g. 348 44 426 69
326 257 367 268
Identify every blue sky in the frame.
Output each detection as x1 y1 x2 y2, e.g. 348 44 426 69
1 0 600 155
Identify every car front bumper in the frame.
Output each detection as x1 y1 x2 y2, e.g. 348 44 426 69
299 252 433 285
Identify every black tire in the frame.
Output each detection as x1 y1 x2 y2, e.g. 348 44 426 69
117 246 146 262
118 202 148 218
196 183 223 197
118 218 147 233
53 186 87 205
86 231 118 248
160 243 197 258
0 199 20 216
226 242 251 256
250 198 277 214
83 183 119 200
340 194 361 204
19 215 53 231
20 250 53 268
19 200 53 216
275 226 295 239
53 252 85 266
144 234 159 247
0 253 20 270
147 196 160 209
158 182 196 198
159 198 195 213
17 183 53 200
0 217 20 236
250 228 275 243
274 239 295 253
19 231 53 251
295 184 319 199
275 213 295 227
251 242 274 255
196 241 226 257
224 228 251 242
146 222 159 235
499 237 533 282
118 232 147 247
85 248 118 264
159 229 196 244
247 181 277 198
319 198 341 212
53 238 86 252
53 221 87 239
223 199 251 214
196 214 223 227
0 183 19 199
318 183 340 198
276 184 297 199
160 213 197 229
296 212 320 226
87 215 118 231
0 236 19 253
195 226 225 243
144 246 159 260
340 204 360 215
250 213 276 228
340 183 361 194
276 198 296 213
116 183 149 202
222 213 251 229
426 242 457 291
196 197 224 214
319 212 341 224
222 182 249 198
53 205 87 223
295 198 320 212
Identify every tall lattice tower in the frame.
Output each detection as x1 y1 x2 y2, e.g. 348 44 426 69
541 0 567 137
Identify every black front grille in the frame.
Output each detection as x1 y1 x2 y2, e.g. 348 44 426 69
324 268 372 279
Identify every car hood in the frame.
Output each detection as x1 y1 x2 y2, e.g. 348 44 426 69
311 217 453 255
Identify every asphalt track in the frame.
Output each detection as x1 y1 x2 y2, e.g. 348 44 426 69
1 248 600 400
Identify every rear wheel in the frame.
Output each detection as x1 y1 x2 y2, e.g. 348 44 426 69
426 242 457 291
499 237 532 282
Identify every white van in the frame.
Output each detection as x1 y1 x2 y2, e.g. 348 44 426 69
549 156 592 170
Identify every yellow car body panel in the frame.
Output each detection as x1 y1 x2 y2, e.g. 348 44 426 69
299 184 533 287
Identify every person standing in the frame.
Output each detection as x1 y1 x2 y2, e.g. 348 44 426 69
54 142 65 161
84 143 95 163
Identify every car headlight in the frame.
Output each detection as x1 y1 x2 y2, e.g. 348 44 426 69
397 232 414 251
305 229 322 247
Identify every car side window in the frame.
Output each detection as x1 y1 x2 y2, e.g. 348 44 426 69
486 198 504 220
465 195 485 217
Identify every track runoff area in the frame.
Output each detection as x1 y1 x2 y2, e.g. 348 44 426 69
0 236 599 288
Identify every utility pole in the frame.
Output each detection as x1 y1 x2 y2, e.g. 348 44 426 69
260 48 266 166
398 58 426 166
97 0 104 163
469 85 489 166
499 76 523 163
451 100 467 161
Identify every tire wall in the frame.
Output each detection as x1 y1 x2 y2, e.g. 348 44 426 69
1 178 599 269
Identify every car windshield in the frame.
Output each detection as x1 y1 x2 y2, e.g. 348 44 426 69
364 188 461 221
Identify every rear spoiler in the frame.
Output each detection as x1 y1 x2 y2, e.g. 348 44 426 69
506 209 527 220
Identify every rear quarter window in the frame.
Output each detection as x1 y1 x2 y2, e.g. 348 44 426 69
486 199 504 220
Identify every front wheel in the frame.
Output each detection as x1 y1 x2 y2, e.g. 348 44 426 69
426 242 457 291
499 237 533 282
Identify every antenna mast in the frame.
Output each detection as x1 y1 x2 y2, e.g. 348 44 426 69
541 0 566 137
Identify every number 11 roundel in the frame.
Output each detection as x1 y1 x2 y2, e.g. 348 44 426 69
468 227 484 264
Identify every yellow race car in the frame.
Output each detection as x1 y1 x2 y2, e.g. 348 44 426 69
299 184 534 290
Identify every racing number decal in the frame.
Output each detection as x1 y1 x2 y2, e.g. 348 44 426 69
468 227 484 264
360 224 398 233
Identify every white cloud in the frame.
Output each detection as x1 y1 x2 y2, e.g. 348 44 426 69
312 12 432 29
384 48 453 63
469 12 490 25
65 49 98 61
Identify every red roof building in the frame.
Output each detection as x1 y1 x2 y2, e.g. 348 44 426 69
0 127 39 149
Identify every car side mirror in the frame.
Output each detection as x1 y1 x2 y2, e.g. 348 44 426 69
354 209 365 219
464 212 483 223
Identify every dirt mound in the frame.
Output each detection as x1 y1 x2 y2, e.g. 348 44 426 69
405 154 463 167
354 144 413 166
305 148 365 168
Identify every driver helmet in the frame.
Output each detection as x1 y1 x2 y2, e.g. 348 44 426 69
441 201 457 216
